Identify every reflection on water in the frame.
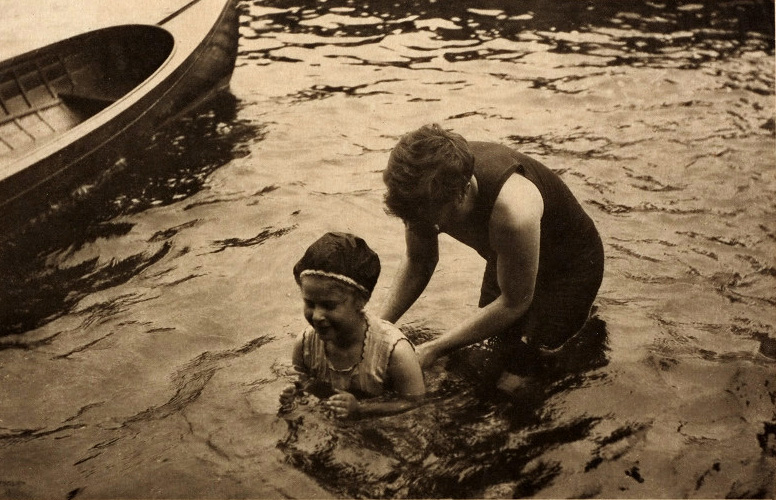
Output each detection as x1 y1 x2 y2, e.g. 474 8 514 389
242 0 774 497
279 317 612 498
0 94 261 340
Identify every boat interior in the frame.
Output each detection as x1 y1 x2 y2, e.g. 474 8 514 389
0 25 173 165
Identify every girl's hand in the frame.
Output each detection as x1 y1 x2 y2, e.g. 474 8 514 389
323 389 359 418
279 384 297 405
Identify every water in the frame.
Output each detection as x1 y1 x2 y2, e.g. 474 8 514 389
1 0 774 498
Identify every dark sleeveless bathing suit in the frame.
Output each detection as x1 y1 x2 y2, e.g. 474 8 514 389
468 142 604 351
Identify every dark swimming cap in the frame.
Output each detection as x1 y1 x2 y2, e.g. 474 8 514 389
293 232 380 298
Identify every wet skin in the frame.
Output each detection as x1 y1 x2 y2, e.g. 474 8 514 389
295 275 366 417
300 275 367 353
280 274 425 418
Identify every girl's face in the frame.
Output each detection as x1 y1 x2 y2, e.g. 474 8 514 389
299 275 366 346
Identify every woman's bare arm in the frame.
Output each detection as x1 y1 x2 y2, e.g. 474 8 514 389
416 175 543 366
380 224 439 323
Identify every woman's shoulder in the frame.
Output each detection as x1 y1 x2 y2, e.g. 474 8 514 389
499 173 544 210
486 175 544 257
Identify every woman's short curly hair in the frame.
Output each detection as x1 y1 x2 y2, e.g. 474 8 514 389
382 124 474 223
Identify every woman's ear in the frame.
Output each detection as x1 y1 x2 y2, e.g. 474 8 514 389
459 181 471 204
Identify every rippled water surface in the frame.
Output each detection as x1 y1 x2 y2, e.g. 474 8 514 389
1 0 774 498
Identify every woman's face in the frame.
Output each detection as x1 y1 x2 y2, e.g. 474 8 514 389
299 275 366 345
421 179 474 233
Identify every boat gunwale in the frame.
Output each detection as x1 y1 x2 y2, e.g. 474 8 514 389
0 24 178 173
0 0 238 214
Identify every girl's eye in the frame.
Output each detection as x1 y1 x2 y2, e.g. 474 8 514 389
303 300 338 310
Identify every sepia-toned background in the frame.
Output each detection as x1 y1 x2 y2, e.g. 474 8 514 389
1 0 774 498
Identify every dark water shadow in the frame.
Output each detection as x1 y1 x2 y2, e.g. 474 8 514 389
277 316 610 498
245 0 773 70
0 93 263 340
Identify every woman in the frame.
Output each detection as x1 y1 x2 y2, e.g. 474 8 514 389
380 124 604 389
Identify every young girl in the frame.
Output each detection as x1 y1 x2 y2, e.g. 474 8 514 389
279 232 425 418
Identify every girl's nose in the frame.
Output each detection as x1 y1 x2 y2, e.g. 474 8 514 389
311 306 326 323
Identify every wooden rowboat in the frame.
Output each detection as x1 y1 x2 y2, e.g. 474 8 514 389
0 0 239 227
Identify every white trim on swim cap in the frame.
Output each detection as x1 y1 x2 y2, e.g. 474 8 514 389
299 269 370 296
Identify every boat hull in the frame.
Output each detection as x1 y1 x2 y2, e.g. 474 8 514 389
0 0 239 228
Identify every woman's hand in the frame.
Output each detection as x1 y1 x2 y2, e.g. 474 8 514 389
323 389 359 418
416 342 439 369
